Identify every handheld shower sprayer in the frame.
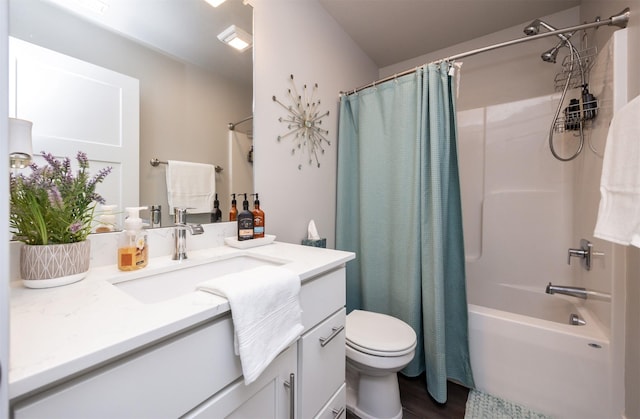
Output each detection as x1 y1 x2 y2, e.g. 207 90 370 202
541 39 569 63
523 18 587 160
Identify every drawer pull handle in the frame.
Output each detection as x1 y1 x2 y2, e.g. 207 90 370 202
332 406 345 418
319 325 344 347
283 373 295 419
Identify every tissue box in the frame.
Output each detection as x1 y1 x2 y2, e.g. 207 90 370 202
301 238 326 248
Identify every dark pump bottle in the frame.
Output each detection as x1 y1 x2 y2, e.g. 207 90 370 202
237 193 254 241
229 193 238 221
211 193 222 223
251 193 265 238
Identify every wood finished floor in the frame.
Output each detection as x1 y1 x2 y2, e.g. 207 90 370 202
346 373 470 419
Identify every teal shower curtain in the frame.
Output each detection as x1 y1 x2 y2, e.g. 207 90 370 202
336 63 474 403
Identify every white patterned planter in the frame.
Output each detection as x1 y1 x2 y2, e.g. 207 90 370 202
20 240 91 288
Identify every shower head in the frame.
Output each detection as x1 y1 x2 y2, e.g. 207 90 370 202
541 42 563 63
523 19 570 42
523 19 542 36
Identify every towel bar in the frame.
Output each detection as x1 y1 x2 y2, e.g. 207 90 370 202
150 158 223 173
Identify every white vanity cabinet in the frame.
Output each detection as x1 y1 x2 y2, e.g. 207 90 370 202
10 248 351 419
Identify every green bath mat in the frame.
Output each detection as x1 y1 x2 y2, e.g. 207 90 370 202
464 389 553 419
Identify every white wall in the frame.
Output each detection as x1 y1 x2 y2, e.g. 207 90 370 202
9 0 252 225
252 0 378 247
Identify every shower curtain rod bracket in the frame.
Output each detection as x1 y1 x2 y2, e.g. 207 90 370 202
228 115 253 131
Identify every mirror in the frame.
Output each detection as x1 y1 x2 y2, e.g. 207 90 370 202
8 0 253 228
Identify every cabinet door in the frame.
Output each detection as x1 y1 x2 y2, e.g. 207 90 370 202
185 344 297 419
299 308 346 419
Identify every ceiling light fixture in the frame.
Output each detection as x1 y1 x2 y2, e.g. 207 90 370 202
203 0 227 7
217 25 252 52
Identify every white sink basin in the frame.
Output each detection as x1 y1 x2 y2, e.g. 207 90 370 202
109 254 285 304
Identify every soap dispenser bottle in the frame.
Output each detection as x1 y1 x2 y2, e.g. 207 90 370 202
251 193 265 238
237 193 254 241
229 193 238 221
211 193 222 223
118 206 149 271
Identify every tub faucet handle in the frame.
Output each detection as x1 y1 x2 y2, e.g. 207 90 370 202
567 239 593 271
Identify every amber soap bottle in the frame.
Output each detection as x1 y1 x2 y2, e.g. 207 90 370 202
237 193 254 241
229 193 238 221
252 193 265 238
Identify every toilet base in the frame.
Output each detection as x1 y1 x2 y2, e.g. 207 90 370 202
346 366 403 419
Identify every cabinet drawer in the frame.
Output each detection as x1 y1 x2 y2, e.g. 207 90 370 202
315 383 346 419
299 308 346 419
13 316 242 419
300 267 345 331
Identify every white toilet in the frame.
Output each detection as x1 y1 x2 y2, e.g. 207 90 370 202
345 309 417 419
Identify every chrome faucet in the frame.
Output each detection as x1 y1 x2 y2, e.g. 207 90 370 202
545 282 587 299
173 208 204 261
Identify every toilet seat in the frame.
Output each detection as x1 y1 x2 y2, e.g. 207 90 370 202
346 310 417 357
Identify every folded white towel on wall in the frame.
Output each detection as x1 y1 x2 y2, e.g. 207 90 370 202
594 93 640 247
166 160 216 213
196 265 303 385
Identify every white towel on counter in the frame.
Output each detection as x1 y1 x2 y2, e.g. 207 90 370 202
166 160 216 213
196 265 303 385
594 94 640 247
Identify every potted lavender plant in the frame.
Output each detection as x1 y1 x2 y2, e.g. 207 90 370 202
10 151 111 288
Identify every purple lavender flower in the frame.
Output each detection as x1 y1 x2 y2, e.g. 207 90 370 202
41 152 61 172
69 221 83 234
47 186 63 207
77 151 89 169
87 166 113 190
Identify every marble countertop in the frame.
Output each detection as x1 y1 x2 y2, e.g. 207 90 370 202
9 241 355 400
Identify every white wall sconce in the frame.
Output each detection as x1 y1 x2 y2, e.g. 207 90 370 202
217 25 252 52
8 118 33 169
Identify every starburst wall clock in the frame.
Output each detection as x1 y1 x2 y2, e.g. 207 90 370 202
272 74 330 170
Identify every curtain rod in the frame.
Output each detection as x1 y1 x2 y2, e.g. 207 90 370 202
342 8 630 96
228 115 253 130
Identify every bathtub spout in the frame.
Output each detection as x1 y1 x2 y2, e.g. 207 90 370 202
546 282 587 299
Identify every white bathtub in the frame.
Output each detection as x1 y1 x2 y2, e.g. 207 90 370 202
467 282 613 419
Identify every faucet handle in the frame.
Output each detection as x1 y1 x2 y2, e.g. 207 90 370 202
567 247 587 264
567 239 593 270
190 224 205 235
174 207 191 224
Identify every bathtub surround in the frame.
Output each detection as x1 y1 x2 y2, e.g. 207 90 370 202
336 63 473 403
458 29 627 418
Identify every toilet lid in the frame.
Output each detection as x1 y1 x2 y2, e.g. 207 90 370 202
346 310 417 355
